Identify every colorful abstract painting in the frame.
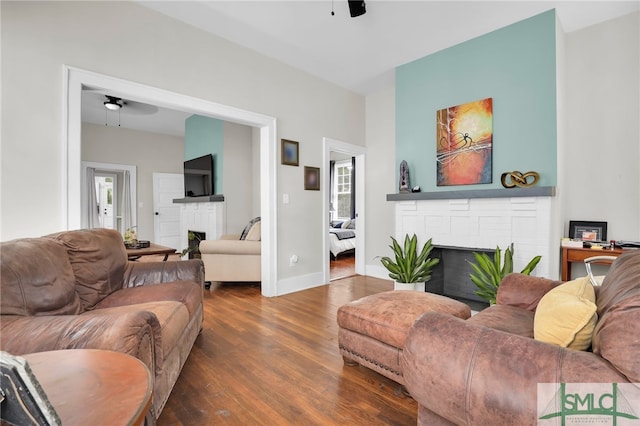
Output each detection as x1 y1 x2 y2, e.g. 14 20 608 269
436 98 493 186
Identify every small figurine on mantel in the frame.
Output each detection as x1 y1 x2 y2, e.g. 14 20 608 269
399 160 411 193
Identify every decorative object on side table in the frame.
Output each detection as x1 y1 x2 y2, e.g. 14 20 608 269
281 139 299 166
125 240 150 249
0 351 61 425
469 243 541 305
304 166 320 190
500 171 540 188
379 234 439 291
568 220 607 243
123 226 149 249
399 160 411 193
124 226 137 243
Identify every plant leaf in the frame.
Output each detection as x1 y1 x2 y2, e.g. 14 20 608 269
521 255 542 275
502 245 513 277
379 234 439 283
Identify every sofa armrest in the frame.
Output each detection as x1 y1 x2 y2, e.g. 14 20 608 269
199 239 261 255
123 259 204 289
496 273 563 311
401 312 628 425
0 311 160 376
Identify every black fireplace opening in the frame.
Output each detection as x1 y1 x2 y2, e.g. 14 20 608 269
428 245 494 311
187 230 206 259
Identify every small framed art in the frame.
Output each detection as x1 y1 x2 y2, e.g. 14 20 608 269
281 139 299 166
568 221 608 242
304 166 320 190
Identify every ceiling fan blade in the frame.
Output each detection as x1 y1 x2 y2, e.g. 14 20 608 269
121 100 159 116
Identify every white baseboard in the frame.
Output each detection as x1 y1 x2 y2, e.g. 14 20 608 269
277 266 394 296
277 272 325 296
365 264 391 281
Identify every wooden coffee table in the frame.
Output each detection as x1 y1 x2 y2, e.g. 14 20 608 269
126 243 177 261
23 349 153 426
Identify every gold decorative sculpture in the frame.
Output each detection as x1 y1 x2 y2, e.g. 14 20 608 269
500 171 540 188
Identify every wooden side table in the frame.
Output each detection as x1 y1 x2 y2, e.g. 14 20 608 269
561 246 625 281
126 243 177 261
23 349 152 426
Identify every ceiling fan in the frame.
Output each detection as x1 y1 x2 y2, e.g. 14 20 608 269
104 95 124 111
81 90 159 116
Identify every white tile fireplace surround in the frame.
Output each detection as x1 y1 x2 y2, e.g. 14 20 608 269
394 195 556 280
178 201 225 255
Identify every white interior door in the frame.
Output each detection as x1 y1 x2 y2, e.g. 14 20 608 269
95 172 117 230
97 180 113 228
153 173 184 250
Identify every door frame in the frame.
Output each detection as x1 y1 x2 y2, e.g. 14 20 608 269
95 171 118 230
63 66 278 297
81 161 136 233
152 172 184 250
322 137 366 283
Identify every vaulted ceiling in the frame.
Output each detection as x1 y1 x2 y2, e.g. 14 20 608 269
83 1 639 136
141 1 638 95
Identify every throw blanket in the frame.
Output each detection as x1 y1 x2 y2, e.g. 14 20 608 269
330 228 355 240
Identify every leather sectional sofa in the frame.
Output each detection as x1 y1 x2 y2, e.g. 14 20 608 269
401 250 640 425
0 228 204 421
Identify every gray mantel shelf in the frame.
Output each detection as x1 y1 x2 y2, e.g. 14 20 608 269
173 194 225 203
386 186 555 201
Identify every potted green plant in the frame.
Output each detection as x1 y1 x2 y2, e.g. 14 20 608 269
469 243 541 304
379 234 440 291
180 231 203 259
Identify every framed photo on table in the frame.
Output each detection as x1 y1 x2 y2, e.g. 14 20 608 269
569 221 607 242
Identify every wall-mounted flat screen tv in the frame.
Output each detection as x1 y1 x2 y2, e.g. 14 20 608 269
184 154 214 197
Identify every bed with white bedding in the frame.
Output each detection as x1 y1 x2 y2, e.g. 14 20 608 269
329 219 356 259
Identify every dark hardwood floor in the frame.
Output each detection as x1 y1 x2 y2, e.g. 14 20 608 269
330 253 356 281
158 275 417 425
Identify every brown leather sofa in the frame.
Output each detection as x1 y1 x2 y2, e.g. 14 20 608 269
0 228 204 421
401 250 640 425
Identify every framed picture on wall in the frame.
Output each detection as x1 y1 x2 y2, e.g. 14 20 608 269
304 166 320 190
281 139 299 166
569 220 607 242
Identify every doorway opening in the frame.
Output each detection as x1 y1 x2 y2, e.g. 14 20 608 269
329 156 355 280
95 172 116 229
81 161 136 234
64 66 278 297
322 138 366 284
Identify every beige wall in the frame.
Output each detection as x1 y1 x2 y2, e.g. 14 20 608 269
364 86 397 277
82 123 184 240
1 1 364 289
563 12 640 243
83 120 257 243
563 12 639 278
2 1 636 290
364 12 640 280
223 121 257 235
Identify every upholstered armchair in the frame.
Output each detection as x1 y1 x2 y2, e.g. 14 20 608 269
401 250 640 425
199 217 261 283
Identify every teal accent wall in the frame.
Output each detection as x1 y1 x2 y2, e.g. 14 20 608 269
396 10 557 191
185 115 224 193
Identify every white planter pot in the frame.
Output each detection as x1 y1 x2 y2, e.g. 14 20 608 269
394 282 416 291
